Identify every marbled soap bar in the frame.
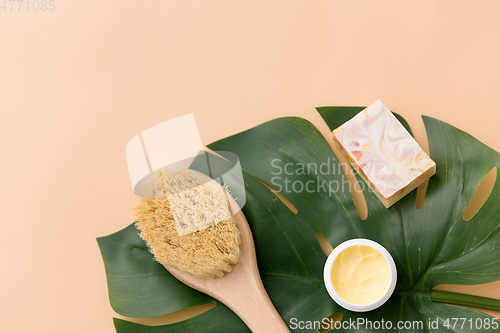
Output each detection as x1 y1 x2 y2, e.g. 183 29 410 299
332 100 436 208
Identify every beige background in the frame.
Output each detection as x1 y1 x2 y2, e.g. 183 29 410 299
2 0 500 332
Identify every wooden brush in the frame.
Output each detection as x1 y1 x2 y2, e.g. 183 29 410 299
134 167 290 332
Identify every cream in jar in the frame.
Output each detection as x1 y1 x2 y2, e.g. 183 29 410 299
331 245 390 305
324 239 397 312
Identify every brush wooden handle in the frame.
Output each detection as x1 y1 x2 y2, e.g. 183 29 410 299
216 269 290 333
166 208 290 333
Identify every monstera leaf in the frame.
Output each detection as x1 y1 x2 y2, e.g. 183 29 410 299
98 107 500 332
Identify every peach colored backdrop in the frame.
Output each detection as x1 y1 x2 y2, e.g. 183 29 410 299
2 1 500 332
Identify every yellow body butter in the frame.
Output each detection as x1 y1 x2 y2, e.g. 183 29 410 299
331 245 390 305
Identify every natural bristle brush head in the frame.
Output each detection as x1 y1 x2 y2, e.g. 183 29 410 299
134 167 241 279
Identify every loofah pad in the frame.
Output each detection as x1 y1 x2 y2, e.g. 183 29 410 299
134 168 241 279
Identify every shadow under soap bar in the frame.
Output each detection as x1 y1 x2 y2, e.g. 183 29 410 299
332 100 436 208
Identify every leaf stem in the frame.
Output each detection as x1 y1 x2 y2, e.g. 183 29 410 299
431 290 500 312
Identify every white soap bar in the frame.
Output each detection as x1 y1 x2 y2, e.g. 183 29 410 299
332 100 436 208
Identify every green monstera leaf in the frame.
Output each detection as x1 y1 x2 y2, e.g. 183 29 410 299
98 107 500 332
